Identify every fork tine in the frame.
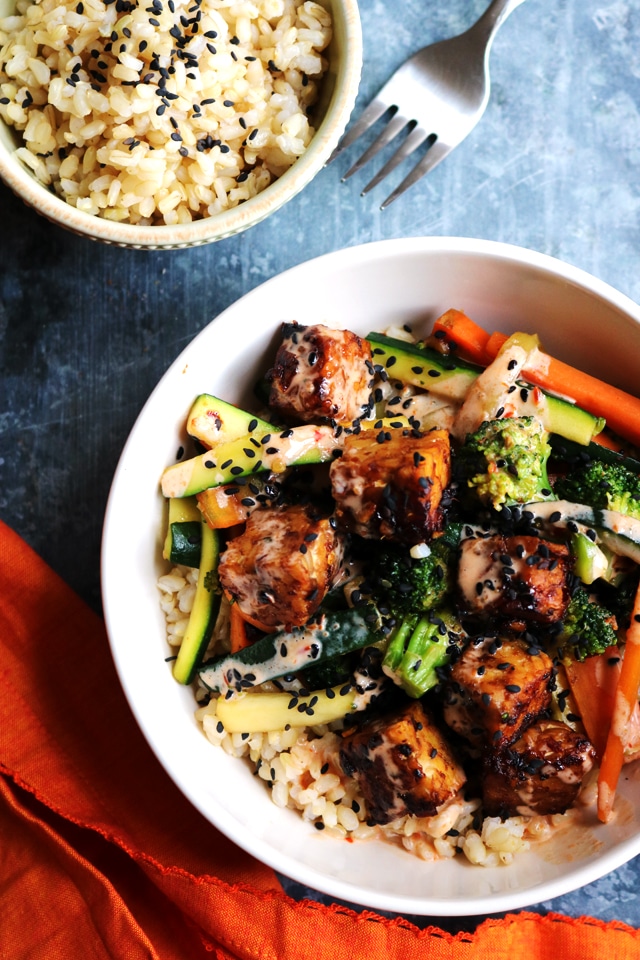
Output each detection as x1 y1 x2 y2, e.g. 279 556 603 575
325 96 391 165
342 112 411 181
360 127 433 196
380 139 454 209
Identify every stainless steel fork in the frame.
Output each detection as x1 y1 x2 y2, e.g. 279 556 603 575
327 0 528 209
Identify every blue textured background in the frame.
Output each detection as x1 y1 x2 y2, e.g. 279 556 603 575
2 0 640 929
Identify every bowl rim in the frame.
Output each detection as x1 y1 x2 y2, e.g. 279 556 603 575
102 236 640 916
0 0 362 248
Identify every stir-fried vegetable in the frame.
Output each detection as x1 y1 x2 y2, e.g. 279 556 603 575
159 311 640 835
432 309 640 448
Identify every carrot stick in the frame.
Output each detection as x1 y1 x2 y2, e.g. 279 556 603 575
483 333 640 448
591 432 623 452
597 580 640 822
431 309 492 365
484 330 508 358
229 602 252 652
438 310 640 445
236 610 278 634
563 647 621 760
197 486 250 529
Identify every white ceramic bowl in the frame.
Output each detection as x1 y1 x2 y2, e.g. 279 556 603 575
102 237 640 915
0 0 361 249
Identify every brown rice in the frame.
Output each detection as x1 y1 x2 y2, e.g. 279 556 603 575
0 0 332 223
157 562 595 867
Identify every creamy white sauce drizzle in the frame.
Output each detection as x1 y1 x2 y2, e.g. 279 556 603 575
457 537 531 611
452 344 534 440
199 626 325 694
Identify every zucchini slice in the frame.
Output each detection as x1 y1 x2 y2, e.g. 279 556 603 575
172 520 221 684
161 417 412 499
187 394 273 448
163 497 202 567
198 607 381 694
215 684 356 733
525 500 640 564
367 332 480 399
367 333 605 446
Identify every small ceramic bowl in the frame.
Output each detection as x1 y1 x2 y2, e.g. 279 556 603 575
0 0 361 248
102 237 640 916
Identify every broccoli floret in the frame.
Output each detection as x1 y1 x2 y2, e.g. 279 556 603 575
382 609 466 698
457 416 554 511
558 587 618 661
369 525 460 616
555 459 640 521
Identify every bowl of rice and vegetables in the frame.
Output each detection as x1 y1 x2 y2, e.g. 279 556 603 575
0 0 361 246
102 238 640 915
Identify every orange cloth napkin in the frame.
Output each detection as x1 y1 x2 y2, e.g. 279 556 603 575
2 517 640 959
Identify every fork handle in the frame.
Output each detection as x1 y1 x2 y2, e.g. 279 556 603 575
471 0 528 47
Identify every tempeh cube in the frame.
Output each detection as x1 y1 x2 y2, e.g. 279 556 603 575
482 719 596 816
444 637 554 748
457 534 572 625
218 503 345 628
339 700 466 825
330 428 451 543
267 322 374 424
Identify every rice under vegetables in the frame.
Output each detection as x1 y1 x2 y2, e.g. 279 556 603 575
0 0 331 223
158 564 597 867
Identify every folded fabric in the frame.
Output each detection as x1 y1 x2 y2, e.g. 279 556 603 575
2 517 640 959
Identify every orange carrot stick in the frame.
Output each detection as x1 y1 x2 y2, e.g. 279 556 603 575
483 332 640 447
591 432 623 452
597 580 640 822
229 602 252 652
563 647 621 760
236 610 278 634
431 309 492 365
484 330 508 358
197 486 250 529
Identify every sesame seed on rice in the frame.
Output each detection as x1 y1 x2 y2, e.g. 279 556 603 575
160 563 574 868
0 0 332 224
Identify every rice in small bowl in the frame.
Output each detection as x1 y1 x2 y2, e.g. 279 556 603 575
0 0 361 246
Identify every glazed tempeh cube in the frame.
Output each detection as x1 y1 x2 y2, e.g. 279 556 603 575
339 700 466 825
267 322 374 424
330 428 451 543
445 637 554 747
482 719 596 817
218 503 345 628
457 534 572 625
